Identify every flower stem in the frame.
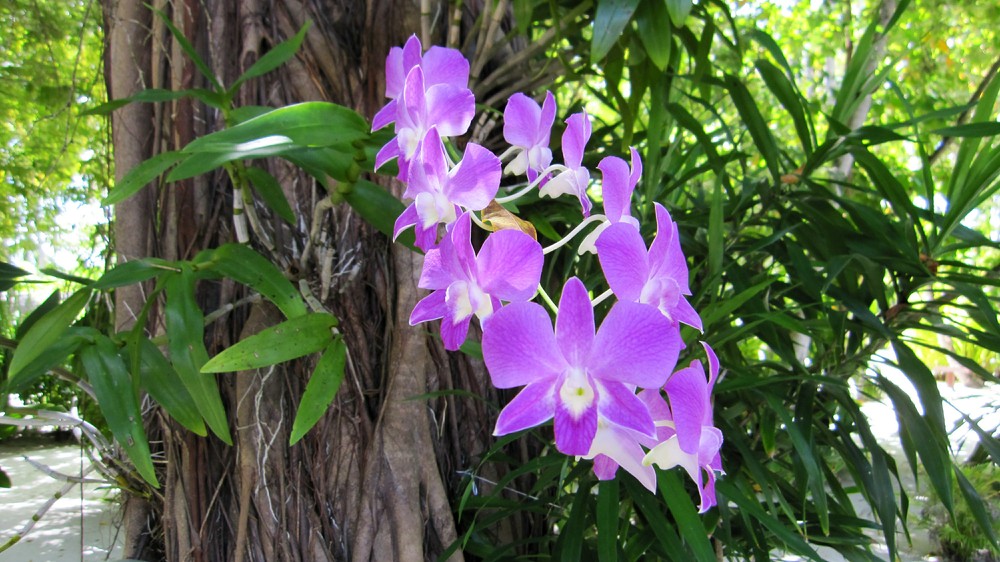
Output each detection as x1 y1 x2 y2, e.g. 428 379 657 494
542 214 606 255
536 284 558 314
496 164 569 204
591 288 614 307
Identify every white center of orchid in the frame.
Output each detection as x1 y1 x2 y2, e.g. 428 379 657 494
398 126 423 160
559 367 595 419
447 280 493 324
414 192 456 229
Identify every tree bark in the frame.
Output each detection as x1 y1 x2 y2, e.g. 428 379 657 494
103 1 522 560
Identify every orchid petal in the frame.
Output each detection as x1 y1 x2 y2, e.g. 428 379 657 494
648 204 690 294
494 380 557 435
562 112 591 169
591 301 679 388
598 381 656 438
410 290 447 325
417 247 451 289
425 83 475 138
375 138 400 171
539 91 556 143
401 35 422 80
421 46 470 89
393 203 418 240
643 436 699 479
704 342 720 389
554 393 597 456
673 296 703 331
629 147 643 189
448 143 501 210
439 297 473 351
372 99 397 131
384 47 406 100
665 361 709 456
555 277 595 366
587 423 657 491
482 302 566 388
477 230 543 302
596 222 649 302
503 93 543 147
598 156 632 223
447 211 476 280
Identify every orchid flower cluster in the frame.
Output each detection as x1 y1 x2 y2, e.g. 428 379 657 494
373 36 723 511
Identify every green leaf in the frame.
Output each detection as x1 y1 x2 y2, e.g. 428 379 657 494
201 312 337 373
954 466 1000 549
163 269 232 444
755 59 813 155
635 0 672 71
724 74 782 182
229 22 312 93
342 178 413 248
150 6 222 91
659 471 715 562
4 327 95 394
194 243 307 319
0 261 30 291
289 336 346 445
103 151 187 206
244 166 296 224
591 0 640 64
715 478 822 559
665 0 693 27
557 481 592 561
8 289 91 385
39 267 92 285
14 290 60 339
81 88 224 115
89 258 176 290
135 339 206 436
80 336 158 486
932 121 1000 138
0 467 10 488
182 102 369 155
596 479 619 562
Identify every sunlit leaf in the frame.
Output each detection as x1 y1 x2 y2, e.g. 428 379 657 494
201 312 337 373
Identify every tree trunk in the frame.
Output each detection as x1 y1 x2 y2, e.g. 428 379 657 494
103 1 519 560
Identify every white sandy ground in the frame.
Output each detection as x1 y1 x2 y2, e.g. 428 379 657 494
0 371 995 561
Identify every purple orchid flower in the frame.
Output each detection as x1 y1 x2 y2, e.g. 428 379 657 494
393 127 501 251
595 202 702 330
578 148 643 253
642 342 724 513
482 277 682 456
583 417 658 491
375 65 475 180
372 35 471 131
539 111 593 216
502 91 556 182
411 211 543 350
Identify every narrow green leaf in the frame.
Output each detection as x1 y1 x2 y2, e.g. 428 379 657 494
150 6 222 90
596 479 619 562
591 0 640 64
954 466 1000 549
135 339 206 436
289 337 346 445
635 0 672 70
195 243 307 319
878 373 952 515
80 337 158 486
103 151 186 206
163 269 232 444
202 312 337 373
81 87 224 115
659 471 716 562
715 479 822 559
557 482 591 562
8 289 90 384
229 22 312 93
628 478 685 554
756 59 813 154
702 278 774 329
89 258 175 290
14 291 60 339
244 166 296 224
932 121 1000 138
724 74 782 182
39 267 92 285
4 327 94 394
0 261 30 283
665 0 693 26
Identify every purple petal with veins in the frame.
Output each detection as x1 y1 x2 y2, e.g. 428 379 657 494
494 380 556 435
477 230 544 302
591 301 679 388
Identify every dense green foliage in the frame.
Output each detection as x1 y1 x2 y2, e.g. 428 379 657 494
1 0 998 560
